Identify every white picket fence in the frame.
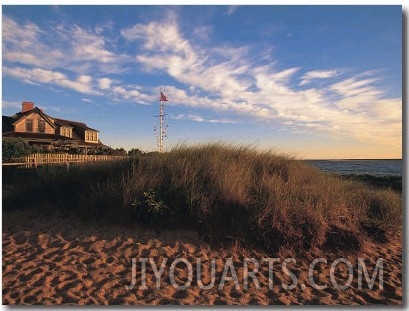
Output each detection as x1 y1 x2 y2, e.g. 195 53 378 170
3 153 129 166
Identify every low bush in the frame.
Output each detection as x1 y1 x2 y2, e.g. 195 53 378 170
2 138 33 162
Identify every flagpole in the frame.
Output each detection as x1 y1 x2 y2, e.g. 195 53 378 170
159 90 164 153
156 89 168 153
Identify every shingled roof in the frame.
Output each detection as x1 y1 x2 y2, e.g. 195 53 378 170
54 118 99 132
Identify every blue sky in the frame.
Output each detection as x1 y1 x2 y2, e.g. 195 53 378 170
2 5 402 159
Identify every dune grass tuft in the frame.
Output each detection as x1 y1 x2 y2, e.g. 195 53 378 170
3 143 401 255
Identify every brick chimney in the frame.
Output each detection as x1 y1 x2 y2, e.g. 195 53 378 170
22 101 34 113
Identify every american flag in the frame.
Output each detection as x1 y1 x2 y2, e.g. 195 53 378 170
160 92 168 101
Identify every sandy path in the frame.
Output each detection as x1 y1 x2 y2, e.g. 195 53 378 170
2 206 402 305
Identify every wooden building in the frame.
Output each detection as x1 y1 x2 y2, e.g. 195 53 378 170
2 101 104 152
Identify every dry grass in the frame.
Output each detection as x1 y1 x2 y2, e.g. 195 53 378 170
3 143 402 255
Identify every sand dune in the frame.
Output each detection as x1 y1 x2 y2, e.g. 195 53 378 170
2 206 402 305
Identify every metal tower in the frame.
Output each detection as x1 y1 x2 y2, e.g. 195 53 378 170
154 90 168 153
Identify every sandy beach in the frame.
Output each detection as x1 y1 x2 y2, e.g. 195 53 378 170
2 205 402 305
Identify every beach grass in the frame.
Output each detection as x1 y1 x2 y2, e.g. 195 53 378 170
3 143 402 255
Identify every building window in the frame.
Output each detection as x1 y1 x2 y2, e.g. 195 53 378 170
60 127 72 138
26 119 33 132
84 131 97 142
38 120 45 133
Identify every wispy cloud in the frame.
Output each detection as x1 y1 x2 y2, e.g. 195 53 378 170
331 74 382 102
122 17 252 101
98 78 113 90
3 16 65 68
171 114 238 124
226 6 239 15
3 16 129 75
3 67 97 95
110 85 153 104
2 13 401 148
68 26 117 64
2 100 22 109
193 26 213 41
299 69 340 86
123 16 401 146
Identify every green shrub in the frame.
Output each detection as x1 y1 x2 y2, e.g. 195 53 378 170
130 189 170 227
2 138 33 162
128 148 144 157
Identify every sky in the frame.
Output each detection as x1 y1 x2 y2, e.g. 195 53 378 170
1 5 403 159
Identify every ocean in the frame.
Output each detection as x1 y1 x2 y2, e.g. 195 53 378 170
302 159 402 177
